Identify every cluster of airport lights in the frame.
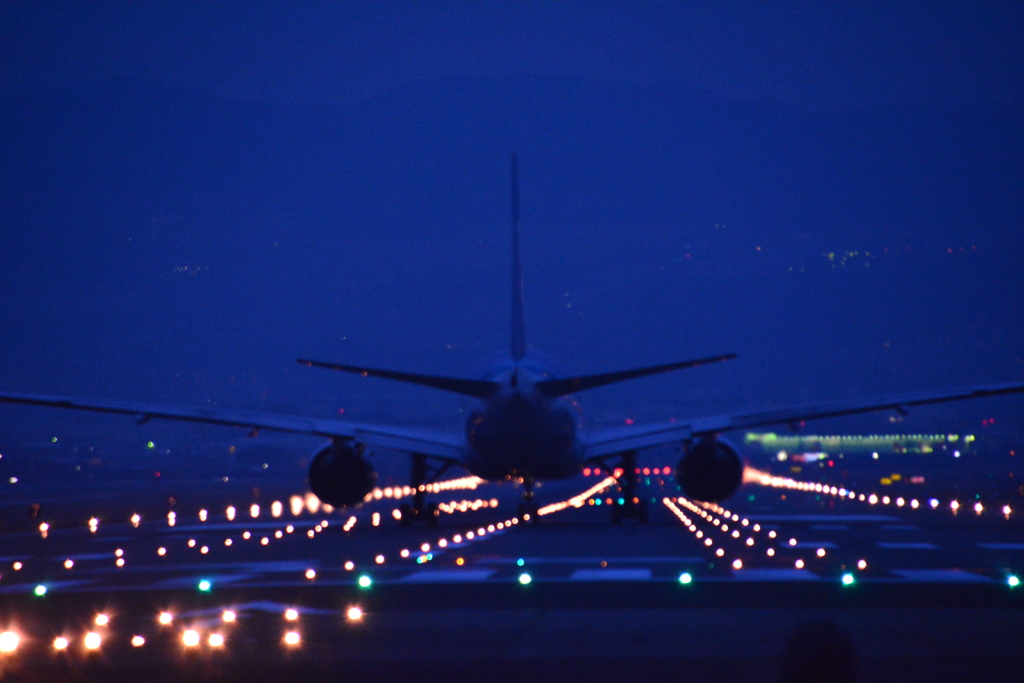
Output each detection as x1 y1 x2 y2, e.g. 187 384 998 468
0 603 370 656
663 495 869 584
745 467 1015 519
15 467 1023 607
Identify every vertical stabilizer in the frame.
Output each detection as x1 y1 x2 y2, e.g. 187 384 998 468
510 153 527 361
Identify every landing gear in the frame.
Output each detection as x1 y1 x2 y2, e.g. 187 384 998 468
397 453 451 527
609 450 649 524
517 476 540 524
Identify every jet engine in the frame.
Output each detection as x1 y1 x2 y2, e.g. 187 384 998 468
307 440 376 508
675 437 743 502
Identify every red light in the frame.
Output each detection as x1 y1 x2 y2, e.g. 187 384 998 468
624 418 634 425
652 468 660 475
828 460 834 467
643 468 650 476
634 468 640 474
663 466 671 475
583 468 591 477
593 468 601 476
613 468 623 478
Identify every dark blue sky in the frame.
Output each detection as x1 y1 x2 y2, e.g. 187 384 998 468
1 3 1022 436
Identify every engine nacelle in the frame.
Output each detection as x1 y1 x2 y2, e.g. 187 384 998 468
307 441 376 509
676 437 743 502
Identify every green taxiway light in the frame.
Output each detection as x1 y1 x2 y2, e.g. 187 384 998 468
34 584 47 596
1008 575 1020 588
358 574 372 588
197 580 212 592
678 572 693 585
147 441 155 449
516 558 525 567
518 572 532 585
841 573 855 586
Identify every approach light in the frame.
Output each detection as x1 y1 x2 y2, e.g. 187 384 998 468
198 579 212 592
518 572 532 585
182 630 200 647
346 606 363 622
841 573 855 586
158 612 173 625
53 636 69 650
131 635 145 647
222 610 236 623
208 633 225 647
84 632 101 650
94 614 109 627
0 631 19 653
357 575 372 588
678 572 692 585
284 631 301 646
284 608 299 621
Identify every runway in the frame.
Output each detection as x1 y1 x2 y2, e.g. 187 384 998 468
0 468 1021 681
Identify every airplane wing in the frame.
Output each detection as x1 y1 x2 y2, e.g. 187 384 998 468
581 380 1024 459
0 391 465 460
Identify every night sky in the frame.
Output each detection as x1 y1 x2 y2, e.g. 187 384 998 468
1 3 1022 441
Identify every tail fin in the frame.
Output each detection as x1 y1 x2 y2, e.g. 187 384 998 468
510 153 527 361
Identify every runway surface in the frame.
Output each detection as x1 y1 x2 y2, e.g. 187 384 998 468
0 468 1021 682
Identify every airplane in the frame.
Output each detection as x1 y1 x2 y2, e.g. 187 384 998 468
2 154 1024 526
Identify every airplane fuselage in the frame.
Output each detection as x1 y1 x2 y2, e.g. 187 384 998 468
463 355 584 481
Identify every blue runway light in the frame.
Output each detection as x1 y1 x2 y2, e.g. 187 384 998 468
678 572 692 585
841 573 855 586
518 572 532 585
197 580 211 592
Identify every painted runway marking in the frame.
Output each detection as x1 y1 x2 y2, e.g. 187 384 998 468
512 556 704 565
889 569 994 583
731 569 817 581
401 570 496 583
877 542 939 549
570 569 652 581
149 573 255 589
749 515 898 522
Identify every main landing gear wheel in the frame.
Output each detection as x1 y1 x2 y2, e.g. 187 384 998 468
398 454 450 527
607 451 650 524
517 476 541 524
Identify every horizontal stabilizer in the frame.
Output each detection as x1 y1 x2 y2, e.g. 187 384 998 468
536 353 737 397
297 359 501 399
